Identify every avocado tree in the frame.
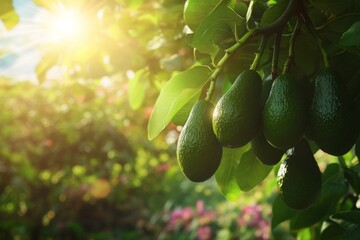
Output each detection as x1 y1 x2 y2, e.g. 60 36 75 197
147 0 360 238
1 0 360 239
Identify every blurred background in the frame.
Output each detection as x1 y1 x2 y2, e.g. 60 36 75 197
0 0 288 239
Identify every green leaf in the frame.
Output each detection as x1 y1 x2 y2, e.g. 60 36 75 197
191 5 246 59
297 228 312 240
171 92 200 126
245 1 257 29
271 194 297 230
184 0 229 31
330 211 360 231
344 163 360 194
147 65 212 140
215 145 250 201
129 68 148 110
340 21 360 47
321 222 347 240
0 0 19 30
235 149 272 192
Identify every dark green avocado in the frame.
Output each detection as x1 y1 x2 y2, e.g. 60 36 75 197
177 100 222 182
308 70 359 156
263 74 307 150
212 70 262 148
277 139 321 210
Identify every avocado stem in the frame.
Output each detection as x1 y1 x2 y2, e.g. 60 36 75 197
272 30 282 80
205 0 301 101
338 156 348 169
283 19 302 74
205 29 255 101
300 6 330 69
250 35 268 71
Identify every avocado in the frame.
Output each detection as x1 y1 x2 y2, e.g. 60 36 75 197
263 74 307 150
212 70 262 148
277 139 321 210
308 70 359 156
177 100 222 182
251 127 284 165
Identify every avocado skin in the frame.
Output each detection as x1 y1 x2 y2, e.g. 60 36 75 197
177 100 222 182
251 128 284 166
308 70 359 156
212 70 262 148
263 74 307 150
277 139 321 210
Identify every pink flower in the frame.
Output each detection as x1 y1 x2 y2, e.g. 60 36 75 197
197 226 211 240
255 220 271 240
199 210 216 226
166 209 184 230
237 204 262 227
182 207 193 222
196 200 205 215
171 209 184 221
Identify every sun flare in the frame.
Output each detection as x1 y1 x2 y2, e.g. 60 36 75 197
48 9 86 43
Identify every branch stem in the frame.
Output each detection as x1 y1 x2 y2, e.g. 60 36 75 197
205 29 255 101
272 30 282 80
205 0 301 101
250 36 268 71
283 19 302 74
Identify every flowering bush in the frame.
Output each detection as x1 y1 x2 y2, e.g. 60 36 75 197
161 200 271 240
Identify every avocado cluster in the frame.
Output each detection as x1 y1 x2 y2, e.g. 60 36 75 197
176 68 359 210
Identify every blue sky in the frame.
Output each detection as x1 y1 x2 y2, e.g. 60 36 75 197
0 0 42 82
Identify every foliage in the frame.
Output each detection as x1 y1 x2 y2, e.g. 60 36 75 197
0 78 179 239
145 0 360 239
1 0 360 239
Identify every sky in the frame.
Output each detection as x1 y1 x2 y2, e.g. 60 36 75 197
0 0 43 82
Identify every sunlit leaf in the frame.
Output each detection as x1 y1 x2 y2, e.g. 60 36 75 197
184 0 229 31
191 5 246 59
340 21 360 47
235 149 272 192
245 0 256 29
0 0 19 30
215 144 250 201
148 65 212 140
297 228 312 240
129 68 148 110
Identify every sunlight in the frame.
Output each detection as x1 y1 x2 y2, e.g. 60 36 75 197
48 9 85 43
